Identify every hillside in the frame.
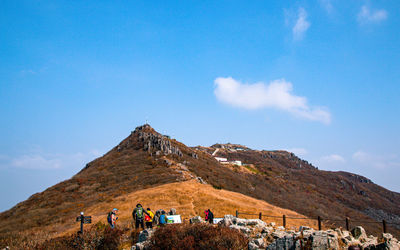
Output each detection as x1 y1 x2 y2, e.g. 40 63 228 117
1 124 399 245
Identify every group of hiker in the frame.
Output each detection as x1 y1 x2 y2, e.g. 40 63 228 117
107 204 215 229
107 203 171 229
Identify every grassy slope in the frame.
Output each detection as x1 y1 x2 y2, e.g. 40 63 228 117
61 180 318 236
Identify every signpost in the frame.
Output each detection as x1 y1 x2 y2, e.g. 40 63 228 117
76 212 92 233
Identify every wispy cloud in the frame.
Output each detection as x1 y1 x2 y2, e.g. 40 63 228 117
352 151 399 169
319 0 333 14
287 148 308 157
320 154 346 163
357 5 387 24
214 77 331 124
292 7 310 40
1 150 102 170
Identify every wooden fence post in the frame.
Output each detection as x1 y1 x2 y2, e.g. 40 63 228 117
383 220 387 233
346 217 350 231
259 212 262 220
283 214 286 228
236 210 239 218
318 216 322 230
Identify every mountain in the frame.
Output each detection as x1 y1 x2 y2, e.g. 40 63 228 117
1 124 399 244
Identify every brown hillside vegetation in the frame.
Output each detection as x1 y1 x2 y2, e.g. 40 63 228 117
62 180 318 236
1 124 400 246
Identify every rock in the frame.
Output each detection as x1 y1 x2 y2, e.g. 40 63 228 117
169 208 176 215
351 226 367 241
382 233 393 241
269 222 276 227
253 238 264 247
195 177 207 184
277 226 285 231
218 215 235 227
138 229 153 243
191 152 198 159
137 130 183 157
248 241 259 250
229 225 251 234
361 237 378 249
131 242 147 250
261 226 274 235
266 235 298 250
299 226 312 231
246 219 267 228
189 215 204 224
310 230 339 250
271 230 287 239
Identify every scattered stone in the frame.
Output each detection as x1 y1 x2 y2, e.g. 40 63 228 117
195 177 207 184
299 225 312 231
229 224 251 234
138 229 153 243
189 215 204 224
169 208 176 215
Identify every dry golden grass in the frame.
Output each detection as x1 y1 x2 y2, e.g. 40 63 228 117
58 180 318 236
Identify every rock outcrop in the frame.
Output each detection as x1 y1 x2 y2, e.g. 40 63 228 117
215 215 400 250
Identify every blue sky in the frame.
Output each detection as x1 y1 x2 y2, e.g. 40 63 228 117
1 0 399 212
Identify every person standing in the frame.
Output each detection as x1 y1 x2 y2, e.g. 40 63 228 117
159 211 168 226
145 208 154 229
204 210 209 222
132 203 150 230
207 209 214 224
107 208 118 228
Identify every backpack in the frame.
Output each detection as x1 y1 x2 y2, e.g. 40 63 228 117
208 211 214 221
159 214 166 224
107 211 113 223
136 207 144 219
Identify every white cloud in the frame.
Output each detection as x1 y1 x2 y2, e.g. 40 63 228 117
352 150 400 169
293 7 310 40
214 77 331 124
320 154 346 163
2 150 102 170
358 5 387 24
287 148 308 157
12 155 62 170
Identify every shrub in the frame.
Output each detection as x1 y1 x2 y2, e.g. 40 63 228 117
36 222 123 250
148 224 248 250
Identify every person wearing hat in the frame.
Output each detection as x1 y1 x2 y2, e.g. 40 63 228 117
132 203 150 230
107 208 118 228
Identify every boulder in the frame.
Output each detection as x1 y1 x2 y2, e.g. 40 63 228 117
248 241 259 250
310 231 339 250
189 215 204 224
299 226 312 231
169 208 176 215
266 235 299 250
229 225 251 235
218 214 235 227
246 219 267 228
138 229 154 243
351 226 367 241
253 238 265 247
261 226 274 235
271 230 287 239
131 242 148 250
